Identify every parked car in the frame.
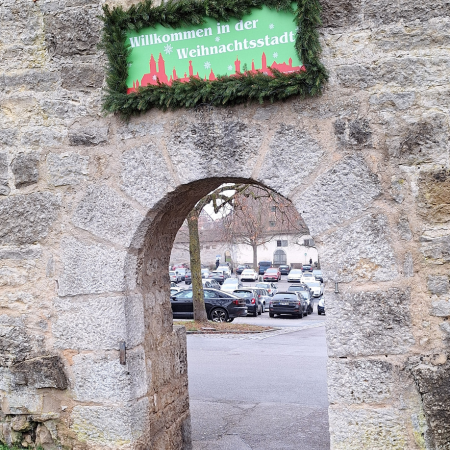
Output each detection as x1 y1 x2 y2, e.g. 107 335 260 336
170 271 182 283
257 289 271 312
304 280 323 297
297 289 313 315
279 265 290 275
258 261 272 275
263 267 281 282
170 287 182 296
301 264 313 272
269 292 308 318
217 265 231 277
222 278 243 293
287 269 303 282
313 270 323 283
255 282 277 297
233 289 262 317
240 269 258 281
203 278 221 290
236 265 249 275
318 297 325 315
171 288 247 322
201 268 210 278
301 272 316 284
176 268 187 281
210 270 229 285
184 270 192 285
171 281 178 288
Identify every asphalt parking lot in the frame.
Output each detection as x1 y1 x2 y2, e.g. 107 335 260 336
183 275 330 449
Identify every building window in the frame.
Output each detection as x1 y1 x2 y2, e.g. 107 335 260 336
277 240 282 247
277 240 288 247
274 249 287 265
269 221 276 227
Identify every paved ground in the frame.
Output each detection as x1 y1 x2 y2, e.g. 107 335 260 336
186 308 330 449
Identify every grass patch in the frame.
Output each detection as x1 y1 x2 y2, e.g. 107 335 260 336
174 320 274 333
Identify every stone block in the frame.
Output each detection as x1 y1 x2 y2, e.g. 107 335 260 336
397 217 412 240
320 214 397 282
39 97 88 120
0 70 60 93
11 153 39 189
72 354 132 402
329 406 407 450
0 129 17 146
326 289 414 357
57 237 136 296
117 121 164 141
431 301 450 317
409 357 450 448
295 156 381 236
44 8 101 57
52 295 144 350
258 125 324 197
320 0 362 28
4 391 43 415
0 315 32 366
166 119 263 184
427 275 449 295
61 64 104 90
121 144 176 209
418 169 450 223
72 185 144 247
20 127 66 148
0 245 42 260
421 235 450 264
0 153 10 196
68 126 108 146
11 356 68 389
0 267 28 287
0 192 60 245
369 92 416 111
328 359 396 405
47 152 89 186
71 405 133 444
403 253 414 278
334 118 372 148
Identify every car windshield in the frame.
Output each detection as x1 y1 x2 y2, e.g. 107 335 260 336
266 268 277 273
307 281 320 287
287 286 302 291
300 291 309 299
212 271 223 275
255 283 269 288
272 294 297 301
223 279 238 285
303 273 314 277
313 270 322 275
242 269 253 273
234 291 253 298
169 271 176 275
290 269 302 274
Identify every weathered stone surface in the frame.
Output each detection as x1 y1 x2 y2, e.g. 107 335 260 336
0 153 10 196
61 64 104 90
326 289 414 357
329 407 407 450
72 185 144 247
409 356 450 449
4 390 43 415
334 118 372 148
418 170 450 223
258 125 324 197
403 252 414 278
431 301 450 317
11 153 39 188
0 245 42 260
427 275 449 295
0 316 32 367
421 235 450 264
11 356 68 389
167 119 263 184
320 214 398 282
20 127 66 148
58 237 135 296
121 144 176 209
0 129 18 146
68 126 108 146
47 152 89 186
52 295 144 350
117 121 164 141
397 217 412 240
320 0 362 28
295 156 381 236
71 405 133 444
0 70 60 93
0 192 60 245
0 267 28 287
328 359 397 405
369 92 416 111
44 8 101 57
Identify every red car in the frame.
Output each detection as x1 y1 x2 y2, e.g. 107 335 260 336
263 267 281 282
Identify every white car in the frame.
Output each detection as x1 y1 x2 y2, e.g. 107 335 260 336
240 269 258 281
287 269 303 282
169 271 181 283
255 282 277 297
301 272 316 284
304 280 323 297
170 286 183 296
217 265 231 277
221 278 243 293
201 268 210 278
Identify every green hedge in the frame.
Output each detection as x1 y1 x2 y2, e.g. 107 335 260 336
100 0 327 118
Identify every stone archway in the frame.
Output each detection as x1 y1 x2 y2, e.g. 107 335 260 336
1 0 449 449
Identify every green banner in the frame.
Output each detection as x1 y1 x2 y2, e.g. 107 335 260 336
126 5 303 93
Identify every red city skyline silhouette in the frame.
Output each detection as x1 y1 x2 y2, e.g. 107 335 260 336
127 52 306 93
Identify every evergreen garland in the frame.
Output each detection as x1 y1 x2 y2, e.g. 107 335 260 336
100 0 327 118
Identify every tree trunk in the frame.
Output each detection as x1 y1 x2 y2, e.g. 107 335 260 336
252 244 258 271
187 209 208 323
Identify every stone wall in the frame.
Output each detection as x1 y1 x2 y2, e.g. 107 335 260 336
0 0 449 449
